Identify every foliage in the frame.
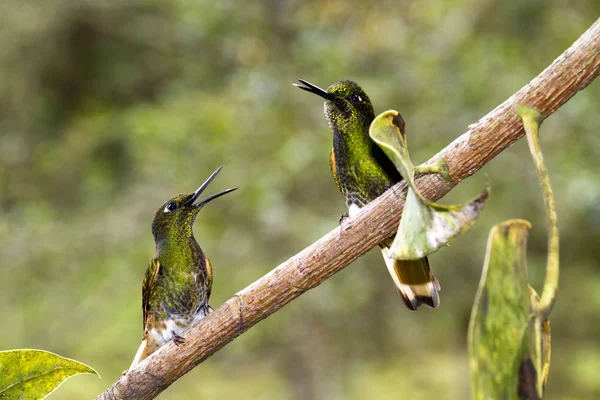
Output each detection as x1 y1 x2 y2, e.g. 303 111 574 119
468 220 551 399
469 105 559 399
369 110 488 259
0 350 98 399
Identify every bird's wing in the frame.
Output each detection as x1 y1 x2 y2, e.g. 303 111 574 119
142 257 161 329
330 148 343 194
205 255 213 302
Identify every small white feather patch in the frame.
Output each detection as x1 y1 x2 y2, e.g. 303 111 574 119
348 204 361 217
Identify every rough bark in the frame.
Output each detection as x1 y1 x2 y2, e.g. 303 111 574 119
96 18 600 400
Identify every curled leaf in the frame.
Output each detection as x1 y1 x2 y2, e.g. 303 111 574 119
369 110 488 259
369 110 414 182
514 103 557 397
391 185 489 259
469 105 557 400
468 220 546 400
468 220 551 400
0 349 99 400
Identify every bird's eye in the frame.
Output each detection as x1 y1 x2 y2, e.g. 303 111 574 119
349 94 362 103
164 202 178 213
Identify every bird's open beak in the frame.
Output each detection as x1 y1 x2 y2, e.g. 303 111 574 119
186 166 238 208
293 79 333 100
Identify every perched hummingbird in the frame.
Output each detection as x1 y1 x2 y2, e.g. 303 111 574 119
129 166 237 369
294 79 440 311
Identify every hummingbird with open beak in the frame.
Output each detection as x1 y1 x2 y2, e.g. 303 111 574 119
129 166 237 369
294 79 441 311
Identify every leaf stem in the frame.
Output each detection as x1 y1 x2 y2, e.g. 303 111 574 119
515 104 559 320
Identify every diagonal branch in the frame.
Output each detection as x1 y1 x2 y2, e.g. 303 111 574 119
97 19 600 400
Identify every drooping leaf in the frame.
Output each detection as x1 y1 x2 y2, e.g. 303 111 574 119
391 185 489 259
369 110 488 259
514 103 557 398
468 219 547 400
0 349 99 400
469 104 557 400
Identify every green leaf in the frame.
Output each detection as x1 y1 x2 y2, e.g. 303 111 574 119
468 220 533 399
468 220 551 400
0 349 99 400
468 105 557 399
369 110 488 259
369 110 414 183
390 185 489 259
514 103 556 398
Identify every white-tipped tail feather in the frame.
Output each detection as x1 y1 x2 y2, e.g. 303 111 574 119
381 244 440 311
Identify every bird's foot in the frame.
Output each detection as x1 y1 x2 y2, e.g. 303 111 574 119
414 158 452 183
173 333 185 346
338 212 349 225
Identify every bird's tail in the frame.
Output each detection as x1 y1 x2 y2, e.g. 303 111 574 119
380 242 440 311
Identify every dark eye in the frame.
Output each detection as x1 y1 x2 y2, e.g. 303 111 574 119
165 202 178 212
349 94 362 103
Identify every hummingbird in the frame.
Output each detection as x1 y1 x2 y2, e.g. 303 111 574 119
294 79 440 311
129 166 237 369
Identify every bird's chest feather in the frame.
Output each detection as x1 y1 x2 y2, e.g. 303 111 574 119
334 153 392 210
158 266 208 319
149 247 210 320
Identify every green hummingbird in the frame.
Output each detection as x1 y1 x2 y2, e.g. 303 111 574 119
129 166 237 369
294 79 441 311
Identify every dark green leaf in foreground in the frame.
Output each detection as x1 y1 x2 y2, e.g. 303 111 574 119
0 349 99 400
468 220 550 400
369 110 488 260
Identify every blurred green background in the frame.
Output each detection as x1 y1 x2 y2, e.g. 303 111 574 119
1 1 599 399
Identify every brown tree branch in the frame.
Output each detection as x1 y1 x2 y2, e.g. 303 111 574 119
96 19 600 400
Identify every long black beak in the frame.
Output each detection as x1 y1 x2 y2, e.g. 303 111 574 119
186 166 238 208
293 79 333 100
